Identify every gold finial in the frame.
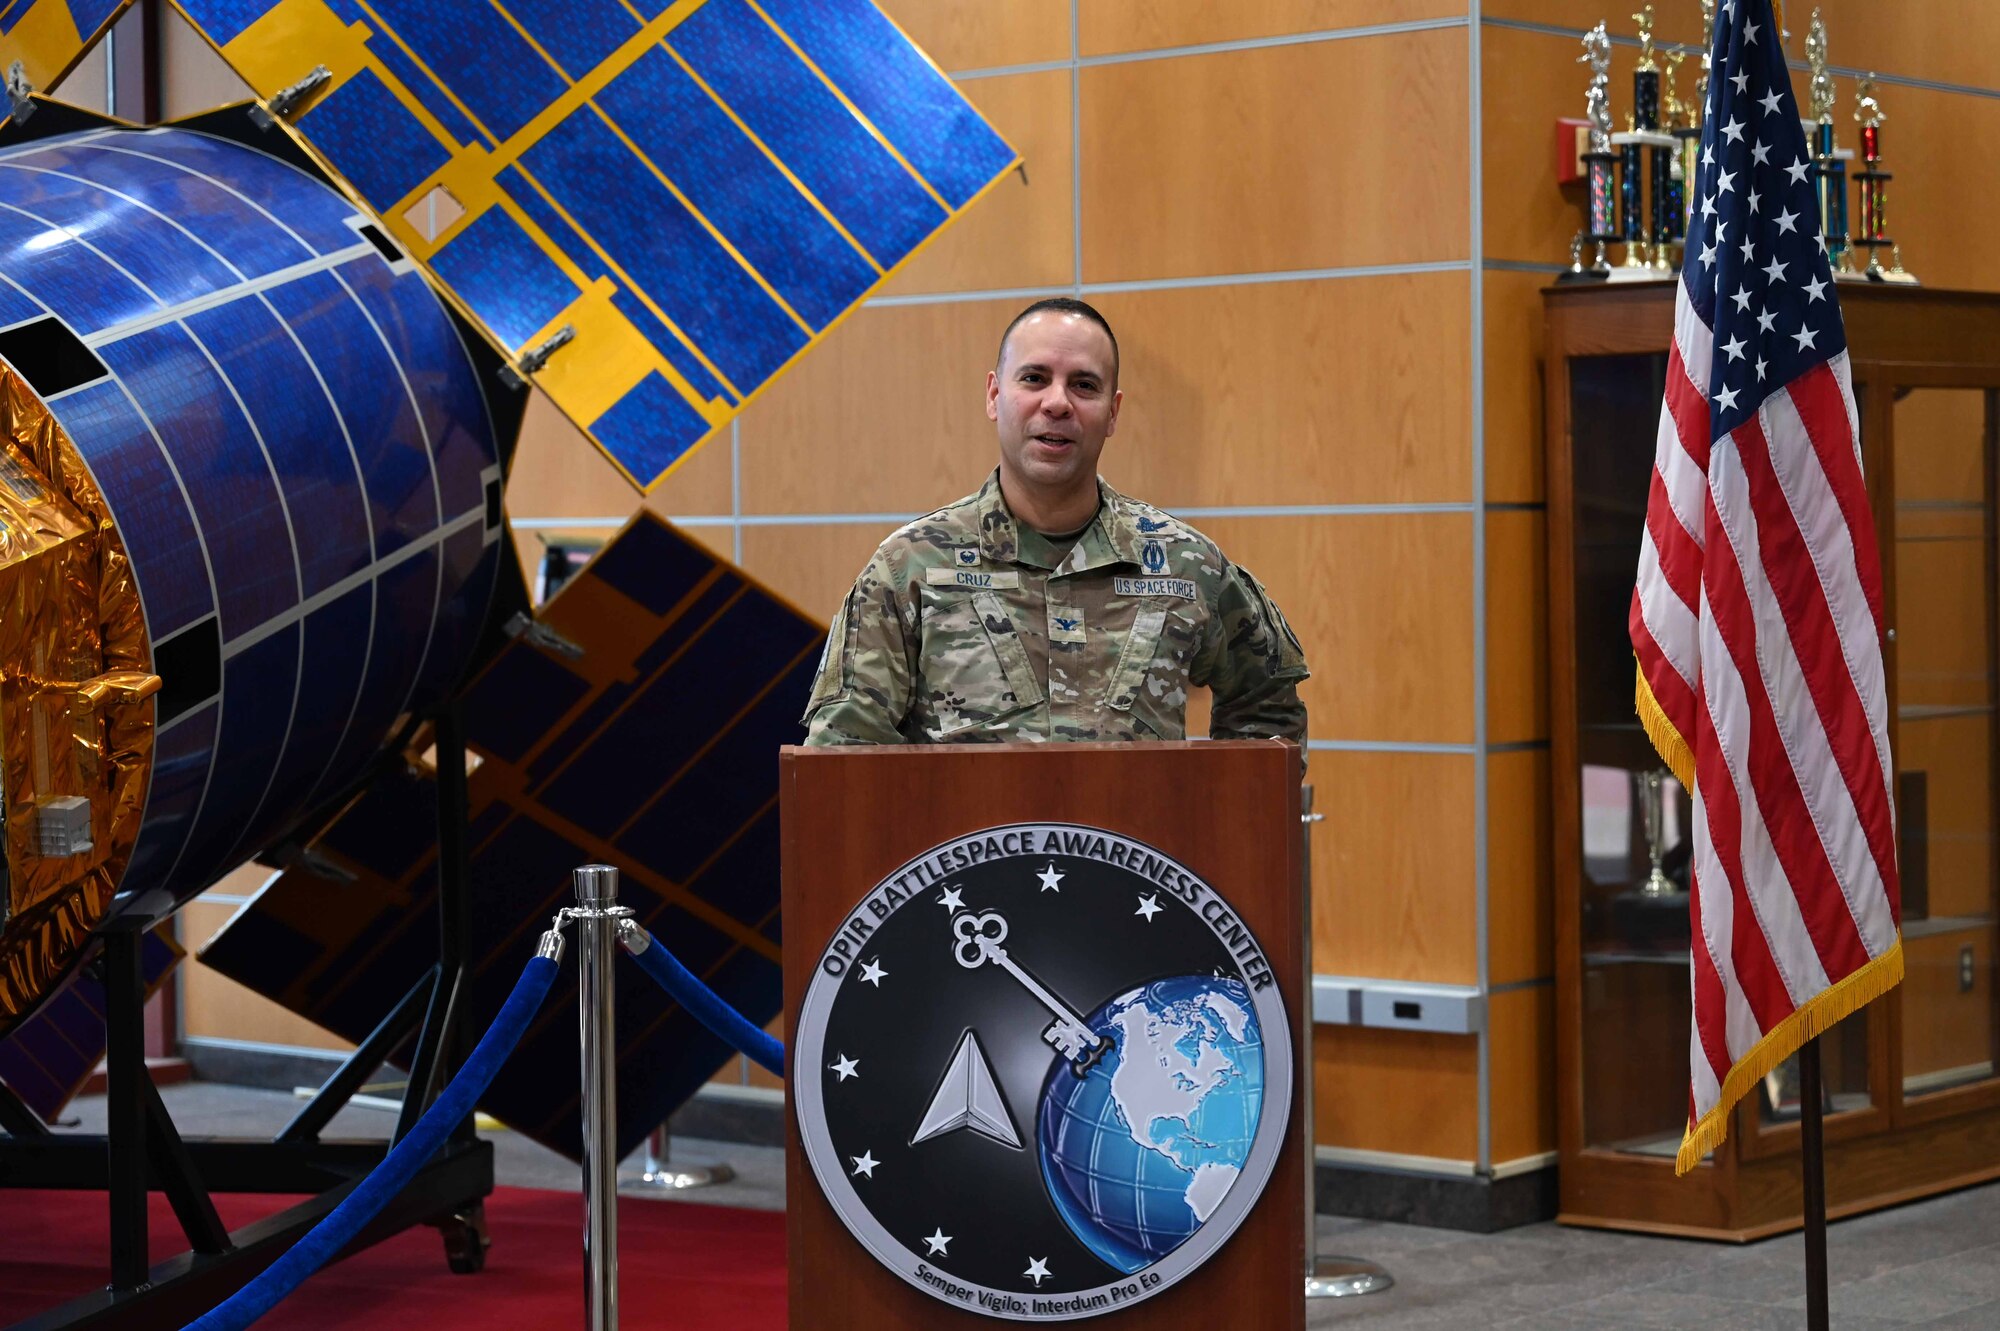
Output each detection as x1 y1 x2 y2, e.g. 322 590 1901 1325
1854 73 1885 127
1696 0 1715 108
1633 4 1658 71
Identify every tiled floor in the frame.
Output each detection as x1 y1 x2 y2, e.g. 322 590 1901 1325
57 1084 2000 1329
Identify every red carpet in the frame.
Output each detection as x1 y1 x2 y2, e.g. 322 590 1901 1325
0 1185 786 1328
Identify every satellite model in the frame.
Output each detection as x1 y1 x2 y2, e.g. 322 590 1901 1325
0 0 1016 1153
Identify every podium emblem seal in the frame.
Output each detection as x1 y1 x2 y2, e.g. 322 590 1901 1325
794 823 1293 1321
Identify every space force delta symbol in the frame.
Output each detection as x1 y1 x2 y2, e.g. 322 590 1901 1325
794 824 1292 1321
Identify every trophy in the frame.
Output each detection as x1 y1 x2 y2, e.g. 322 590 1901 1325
1851 75 1916 283
1566 22 1619 280
1611 6 1678 274
1805 10 1853 273
1663 49 1692 253
1633 769 1678 896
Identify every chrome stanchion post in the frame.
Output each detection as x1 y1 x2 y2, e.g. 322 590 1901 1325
575 864 630 1331
1299 785 1393 1301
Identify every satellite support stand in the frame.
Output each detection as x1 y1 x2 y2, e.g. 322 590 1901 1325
623 1124 736 1191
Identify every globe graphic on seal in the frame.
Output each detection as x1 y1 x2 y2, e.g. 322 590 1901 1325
1036 974 1265 1274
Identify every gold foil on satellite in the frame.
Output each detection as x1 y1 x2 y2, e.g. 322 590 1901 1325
0 364 154 1028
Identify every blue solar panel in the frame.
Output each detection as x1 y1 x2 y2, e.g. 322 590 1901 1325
669 0 946 268
461 637 593 764
590 370 712 487
586 512 719 617
500 0 638 83
595 44 875 330
270 583 374 817
609 288 728 405
341 256 489 517
101 129 365 258
298 66 454 212
118 701 218 902
178 624 300 883
520 107 807 392
428 205 579 353
758 0 1013 209
33 139 315 279
318 0 486 150
263 267 436 554
97 323 300 636
363 0 566 145
67 0 125 37
0 204 154 337
419 523 498 701
0 160 239 304
183 297 372 598
0 275 40 327
50 379 213 638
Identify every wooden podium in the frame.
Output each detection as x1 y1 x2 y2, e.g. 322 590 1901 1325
780 740 1306 1329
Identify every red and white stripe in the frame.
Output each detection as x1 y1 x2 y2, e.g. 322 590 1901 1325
1630 282 1901 1141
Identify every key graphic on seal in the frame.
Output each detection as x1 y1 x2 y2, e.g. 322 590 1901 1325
952 911 1113 1072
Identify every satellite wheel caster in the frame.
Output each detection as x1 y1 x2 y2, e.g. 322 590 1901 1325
439 1203 491 1274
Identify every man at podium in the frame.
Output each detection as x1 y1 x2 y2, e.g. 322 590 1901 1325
802 298 1309 750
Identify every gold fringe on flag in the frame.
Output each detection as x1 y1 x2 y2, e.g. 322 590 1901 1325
1633 664 1696 793
1674 940 1902 1174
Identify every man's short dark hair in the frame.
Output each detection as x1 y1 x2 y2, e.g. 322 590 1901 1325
997 297 1119 383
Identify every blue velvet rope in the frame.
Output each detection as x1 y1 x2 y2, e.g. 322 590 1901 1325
624 929 785 1076
184 954 559 1331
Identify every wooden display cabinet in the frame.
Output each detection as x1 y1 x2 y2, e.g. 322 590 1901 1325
1546 281 2000 1238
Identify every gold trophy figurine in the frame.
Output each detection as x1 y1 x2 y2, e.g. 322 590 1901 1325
1806 9 1854 273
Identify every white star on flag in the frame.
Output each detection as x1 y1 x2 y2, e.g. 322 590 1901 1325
1792 323 1818 351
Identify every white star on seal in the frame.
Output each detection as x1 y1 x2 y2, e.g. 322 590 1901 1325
924 1229 952 1256
850 1151 878 1178
937 886 965 912
1036 863 1065 893
830 1053 859 1081
1135 893 1162 922
1024 1257 1052 1287
858 958 887 987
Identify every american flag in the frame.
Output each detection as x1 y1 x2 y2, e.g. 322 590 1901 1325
1628 0 1903 1175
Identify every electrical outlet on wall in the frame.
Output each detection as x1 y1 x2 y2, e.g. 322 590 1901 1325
1961 945 1976 994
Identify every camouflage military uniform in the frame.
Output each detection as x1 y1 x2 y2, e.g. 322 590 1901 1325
802 471 1308 749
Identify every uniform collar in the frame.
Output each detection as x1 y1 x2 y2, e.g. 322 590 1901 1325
976 470 1155 572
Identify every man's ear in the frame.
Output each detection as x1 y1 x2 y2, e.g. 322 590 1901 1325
1105 388 1124 438
986 369 1001 422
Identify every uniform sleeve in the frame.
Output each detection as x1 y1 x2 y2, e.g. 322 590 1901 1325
801 543 918 745
1199 560 1310 759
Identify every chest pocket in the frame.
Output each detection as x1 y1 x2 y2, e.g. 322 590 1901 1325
922 588 1045 736
1103 605 1175 734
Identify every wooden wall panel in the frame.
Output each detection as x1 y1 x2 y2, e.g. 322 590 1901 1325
1487 507 1548 744
1080 0 1469 56
1849 78 2000 293
739 522 897 625
1196 514 1477 744
1080 29 1469 280
1489 983 1556 1163
1893 389 1986 502
1308 749 1477 984
1489 747 1553 987
879 71 1073 297
1480 1 1704 45
735 300 1015 517
1485 269 1551 504
1093 273 1473 507
1315 1024 1479 1161
877 0 1070 73
1782 1 2000 101
1896 714 1993 920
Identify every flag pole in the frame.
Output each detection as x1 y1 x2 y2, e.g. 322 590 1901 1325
1799 1035 1830 1331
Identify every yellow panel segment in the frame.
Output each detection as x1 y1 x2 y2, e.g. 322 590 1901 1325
0 0 109 96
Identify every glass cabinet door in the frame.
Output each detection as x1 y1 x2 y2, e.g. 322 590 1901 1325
1891 388 2000 1103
